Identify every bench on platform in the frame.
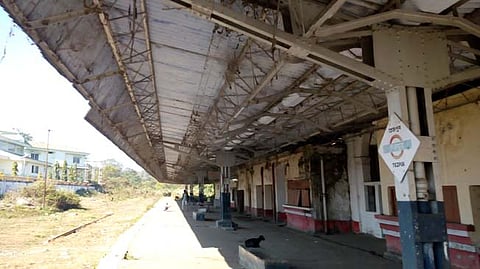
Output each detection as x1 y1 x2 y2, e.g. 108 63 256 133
192 207 207 221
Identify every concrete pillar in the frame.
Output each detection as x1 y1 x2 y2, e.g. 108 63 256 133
373 27 449 269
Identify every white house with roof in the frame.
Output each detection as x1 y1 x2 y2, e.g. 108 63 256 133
0 131 29 176
0 130 89 181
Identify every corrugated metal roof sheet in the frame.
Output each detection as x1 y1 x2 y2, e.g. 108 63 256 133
1 0 479 182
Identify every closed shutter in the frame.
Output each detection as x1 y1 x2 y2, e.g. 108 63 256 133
442 186 461 223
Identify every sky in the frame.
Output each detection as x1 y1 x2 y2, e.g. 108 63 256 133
0 8 142 171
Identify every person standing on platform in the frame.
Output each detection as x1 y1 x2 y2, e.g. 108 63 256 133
181 189 189 211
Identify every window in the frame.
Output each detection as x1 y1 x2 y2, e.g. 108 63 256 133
14 145 23 154
73 157 80 164
287 180 311 207
7 143 15 153
31 153 39 160
443 186 460 223
31 165 39 174
365 185 377 212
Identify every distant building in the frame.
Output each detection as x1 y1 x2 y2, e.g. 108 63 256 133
0 130 89 181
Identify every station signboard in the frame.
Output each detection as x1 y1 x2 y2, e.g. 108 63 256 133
379 113 420 183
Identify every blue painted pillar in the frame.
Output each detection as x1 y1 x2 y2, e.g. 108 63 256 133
374 28 450 269
215 152 236 230
382 87 450 269
220 192 231 220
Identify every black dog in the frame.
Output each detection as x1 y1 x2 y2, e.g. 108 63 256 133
245 235 265 248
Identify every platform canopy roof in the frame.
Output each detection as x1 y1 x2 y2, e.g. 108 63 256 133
1 0 479 183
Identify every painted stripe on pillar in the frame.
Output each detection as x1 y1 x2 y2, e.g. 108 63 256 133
448 242 477 253
380 223 400 232
383 229 477 253
377 218 399 226
447 228 469 237
383 229 400 237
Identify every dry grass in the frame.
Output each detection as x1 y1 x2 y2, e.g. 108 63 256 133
0 194 159 269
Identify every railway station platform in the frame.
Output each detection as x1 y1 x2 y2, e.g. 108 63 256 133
98 197 402 269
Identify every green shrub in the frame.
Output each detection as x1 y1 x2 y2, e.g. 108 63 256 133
21 181 81 211
46 191 81 211
21 181 56 201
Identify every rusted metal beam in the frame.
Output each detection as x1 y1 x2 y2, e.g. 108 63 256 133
93 0 153 146
73 70 121 85
220 58 287 133
192 40 253 145
447 40 480 57
219 65 320 142
0 1 164 179
326 87 378 114
305 0 347 38
214 2 358 145
92 0 168 179
432 67 480 89
169 0 401 87
162 144 219 167
314 9 480 38
440 0 472 15
23 6 101 29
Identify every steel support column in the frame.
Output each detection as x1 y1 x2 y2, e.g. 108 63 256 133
215 151 236 230
196 170 207 203
374 28 449 269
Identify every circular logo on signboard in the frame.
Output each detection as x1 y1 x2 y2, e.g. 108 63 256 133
389 134 403 159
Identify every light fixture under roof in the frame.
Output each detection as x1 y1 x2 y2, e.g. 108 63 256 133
258 115 275 125
281 93 306 107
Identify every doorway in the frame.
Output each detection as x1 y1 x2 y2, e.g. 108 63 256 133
359 144 383 238
255 185 263 217
237 190 245 213
264 184 273 219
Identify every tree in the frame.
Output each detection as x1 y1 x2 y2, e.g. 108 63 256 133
68 165 75 181
73 164 78 181
123 168 141 183
85 164 92 181
101 159 122 179
93 167 99 182
54 162 61 180
11 161 19 176
61 160 68 181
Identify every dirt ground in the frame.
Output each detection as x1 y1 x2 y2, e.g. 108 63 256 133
0 195 159 269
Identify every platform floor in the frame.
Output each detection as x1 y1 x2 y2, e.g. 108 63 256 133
98 197 402 269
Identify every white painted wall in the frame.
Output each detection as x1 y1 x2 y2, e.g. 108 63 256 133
346 137 361 224
0 180 30 195
0 179 95 195
436 102 480 225
346 133 383 238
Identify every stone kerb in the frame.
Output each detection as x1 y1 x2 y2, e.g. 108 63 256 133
238 245 290 269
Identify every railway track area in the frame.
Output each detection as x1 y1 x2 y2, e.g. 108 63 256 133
0 195 158 269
